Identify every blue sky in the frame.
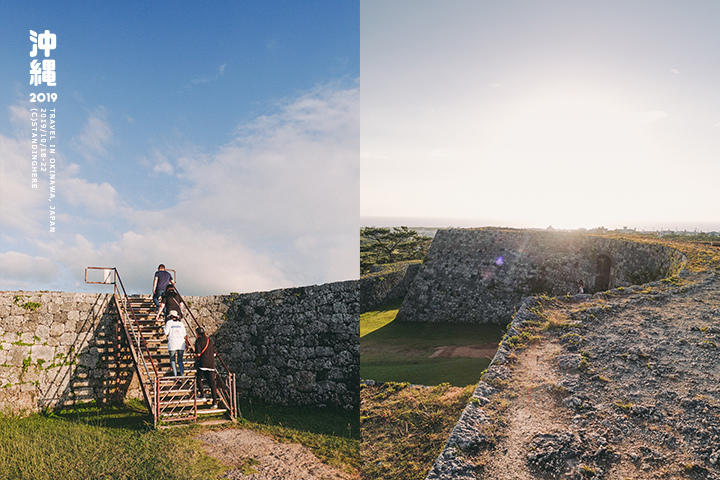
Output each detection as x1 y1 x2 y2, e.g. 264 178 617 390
0 1 359 295
361 0 720 232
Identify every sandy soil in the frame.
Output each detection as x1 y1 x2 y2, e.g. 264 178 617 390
429 344 498 359
196 428 357 480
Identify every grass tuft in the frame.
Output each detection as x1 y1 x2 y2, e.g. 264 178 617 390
361 382 474 480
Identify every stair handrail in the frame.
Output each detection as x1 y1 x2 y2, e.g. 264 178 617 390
84 267 160 381
85 266 162 424
168 290 233 375
113 269 160 380
173 288 237 419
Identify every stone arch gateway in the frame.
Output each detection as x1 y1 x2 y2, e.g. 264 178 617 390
594 253 612 291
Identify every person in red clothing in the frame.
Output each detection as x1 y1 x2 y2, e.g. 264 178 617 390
194 327 219 408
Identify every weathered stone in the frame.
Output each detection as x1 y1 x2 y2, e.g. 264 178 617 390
397 229 684 324
31 345 55 364
1 282 359 414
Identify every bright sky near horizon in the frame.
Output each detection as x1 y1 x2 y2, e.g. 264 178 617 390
361 0 720 232
0 1 359 295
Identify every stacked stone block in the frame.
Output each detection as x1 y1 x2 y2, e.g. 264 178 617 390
0 292 126 413
0 280 359 414
360 261 421 312
185 280 359 409
398 228 685 324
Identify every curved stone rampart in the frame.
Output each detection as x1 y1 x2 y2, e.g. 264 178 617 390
397 228 685 324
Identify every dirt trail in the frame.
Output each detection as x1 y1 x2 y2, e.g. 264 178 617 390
482 340 571 480
429 344 498 359
450 271 720 479
197 429 357 480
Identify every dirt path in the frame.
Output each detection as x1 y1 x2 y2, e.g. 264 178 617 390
482 341 571 480
429 344 498 359
196 429 356 480
429 271 720 479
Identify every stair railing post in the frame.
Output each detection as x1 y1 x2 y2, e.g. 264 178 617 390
154 377 159 427
193 376 198 421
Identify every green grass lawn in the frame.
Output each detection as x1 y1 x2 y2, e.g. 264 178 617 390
360 299 403 337
0 399 359 480
360 303 506 387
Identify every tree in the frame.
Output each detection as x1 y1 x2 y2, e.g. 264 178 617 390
361 226 431 273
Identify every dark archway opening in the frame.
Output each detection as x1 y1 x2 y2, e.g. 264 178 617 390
594 254 612 291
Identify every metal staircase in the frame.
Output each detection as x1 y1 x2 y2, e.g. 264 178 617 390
86 267 237 427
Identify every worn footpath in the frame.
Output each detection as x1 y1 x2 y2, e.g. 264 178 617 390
428 270 720 479
197 428 357 480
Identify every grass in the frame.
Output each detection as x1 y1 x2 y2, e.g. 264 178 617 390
361 306 505 386
360 299 403 337
0 404 224 480
238 400 360 473
361 382 474 480
362 356 495 387
0 399 360 480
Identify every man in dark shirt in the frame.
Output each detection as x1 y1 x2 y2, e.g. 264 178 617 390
152 264 173 310
194 327 219 408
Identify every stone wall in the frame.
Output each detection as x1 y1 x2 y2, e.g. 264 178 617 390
397 228 685 324
0 292 131 413
183 280 359 409
0 281 359 414
360 261 422 312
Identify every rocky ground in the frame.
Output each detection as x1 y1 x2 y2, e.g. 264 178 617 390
197 428 357 480
428 269 720 479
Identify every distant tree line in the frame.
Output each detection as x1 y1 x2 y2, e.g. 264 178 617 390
663 232 719 240
361 226 432 273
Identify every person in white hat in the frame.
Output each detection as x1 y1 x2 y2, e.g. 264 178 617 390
164 310 190 377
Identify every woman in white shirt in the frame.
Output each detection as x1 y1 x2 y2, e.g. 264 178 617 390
164 310 191 376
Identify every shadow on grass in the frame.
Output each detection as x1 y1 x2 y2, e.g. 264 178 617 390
49 398 360 440
361 357 494 387
239 400 359 440
362 320 506 347
51 399 153 431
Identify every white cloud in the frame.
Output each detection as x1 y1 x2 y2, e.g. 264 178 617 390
169 81 360 285
0 105 47 235
153 162 174 175
0 251 59 290
178 82 359 237
360 151 389 160
71 106 113 161
186 64 228 88
671 69 680 74
0 81 360 294
33 228 292 296
430 148 454 158
142 149 175 176
63 177 120 215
